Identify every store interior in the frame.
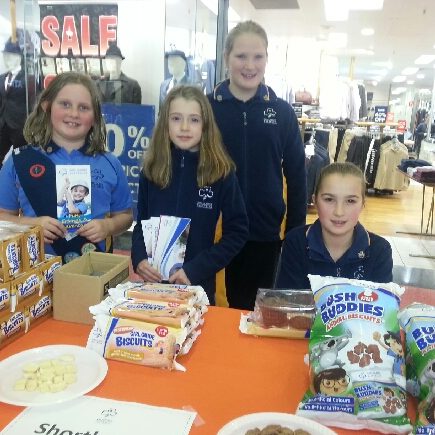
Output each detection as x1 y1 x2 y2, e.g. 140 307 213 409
1 0 435 288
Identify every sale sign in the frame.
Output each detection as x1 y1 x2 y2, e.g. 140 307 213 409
39 3 118 86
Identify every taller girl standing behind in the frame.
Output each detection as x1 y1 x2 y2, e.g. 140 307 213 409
209 20 307 310
131 86 248 304
0 72 133 262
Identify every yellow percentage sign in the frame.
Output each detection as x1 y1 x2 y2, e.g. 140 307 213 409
128 125 148 149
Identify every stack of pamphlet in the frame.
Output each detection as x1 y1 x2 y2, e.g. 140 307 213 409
141 216 190 280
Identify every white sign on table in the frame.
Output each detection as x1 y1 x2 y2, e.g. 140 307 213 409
1 395 197 435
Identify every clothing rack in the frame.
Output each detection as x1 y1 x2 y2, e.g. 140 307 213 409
298 118 321 140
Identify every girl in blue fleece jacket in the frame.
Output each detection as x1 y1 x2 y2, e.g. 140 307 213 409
276 162 393 289
131 86 248 304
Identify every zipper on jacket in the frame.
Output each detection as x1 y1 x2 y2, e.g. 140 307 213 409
181 154 185 168
243 111 247 126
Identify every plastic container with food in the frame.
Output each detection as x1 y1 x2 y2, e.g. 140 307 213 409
239 289 315 339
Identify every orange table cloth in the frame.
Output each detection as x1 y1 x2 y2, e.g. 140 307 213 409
0 306 416 434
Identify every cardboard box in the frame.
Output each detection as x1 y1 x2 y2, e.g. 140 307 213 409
0 290 52 350
39 255 62 293
10 269 43 312
0 231 22 282
0 282 10 314
53 252 130 325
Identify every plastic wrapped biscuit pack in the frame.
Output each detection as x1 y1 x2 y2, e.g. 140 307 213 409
398 303 435 434
87 281 209 371
296 275 412 434
239 289 315 339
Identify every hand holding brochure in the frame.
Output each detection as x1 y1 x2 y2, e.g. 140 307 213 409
141 216 190 280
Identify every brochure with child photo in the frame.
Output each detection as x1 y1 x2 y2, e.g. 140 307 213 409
56 165 92 240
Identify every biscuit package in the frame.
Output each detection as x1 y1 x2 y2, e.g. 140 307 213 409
296 275 412 434
110 282 209 306
398 303 435 434
86 314 187 370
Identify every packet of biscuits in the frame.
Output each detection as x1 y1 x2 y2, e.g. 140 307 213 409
86 314 187 371
398 303 435 434
110 281 209 306
89 296 201 329
296 275 412 434
239 289 315 339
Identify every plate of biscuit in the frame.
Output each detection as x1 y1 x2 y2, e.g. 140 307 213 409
0 344 107 407
217 412 337 435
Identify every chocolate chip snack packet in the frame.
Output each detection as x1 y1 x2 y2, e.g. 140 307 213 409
398 303 435 434
296 275 412 434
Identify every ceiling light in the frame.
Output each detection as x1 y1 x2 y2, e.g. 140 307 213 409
414 55 435 65
349 0 384 10
407 80 415 85
372 80 378 86
417 73 425 79
324 0 348 21
324 0 383 21
392 76 406 83
401 67 419 75
361 28 375 36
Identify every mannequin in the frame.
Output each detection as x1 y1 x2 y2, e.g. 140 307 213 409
0 40 28 168
159 50 189 106
96 43 142 104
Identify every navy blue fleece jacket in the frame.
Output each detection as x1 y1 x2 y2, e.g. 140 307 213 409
275 219 393 289
208 80 307 241
131 147 249 302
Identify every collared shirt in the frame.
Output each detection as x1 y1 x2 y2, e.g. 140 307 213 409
276 219 393 289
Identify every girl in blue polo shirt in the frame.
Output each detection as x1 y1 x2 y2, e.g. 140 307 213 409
131 85 249 304
276 162 393 289
0 72 133 262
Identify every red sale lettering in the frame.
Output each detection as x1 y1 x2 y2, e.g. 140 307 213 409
99 16 118 54
41 16 60 56
41 15 118 57
60 16 81 56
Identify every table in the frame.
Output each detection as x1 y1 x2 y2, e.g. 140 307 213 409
396 169 435 260
0 306 416 435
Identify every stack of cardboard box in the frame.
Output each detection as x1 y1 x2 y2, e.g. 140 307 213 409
0 222 61 349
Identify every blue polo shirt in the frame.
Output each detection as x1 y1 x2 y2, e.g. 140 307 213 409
0 142 132 254
276 219 393 289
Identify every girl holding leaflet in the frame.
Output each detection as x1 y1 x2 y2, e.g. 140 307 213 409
131 85 248 304
0 72 133 262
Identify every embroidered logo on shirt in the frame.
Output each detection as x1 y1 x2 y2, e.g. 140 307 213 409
197 186 213 209
29 164 46 178
358 250 365 259
263 107 277 124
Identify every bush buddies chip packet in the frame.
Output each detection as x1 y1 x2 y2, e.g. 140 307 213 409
398 303 435 434
296 275 412 434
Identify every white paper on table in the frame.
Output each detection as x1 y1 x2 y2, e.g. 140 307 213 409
1 395 197 435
